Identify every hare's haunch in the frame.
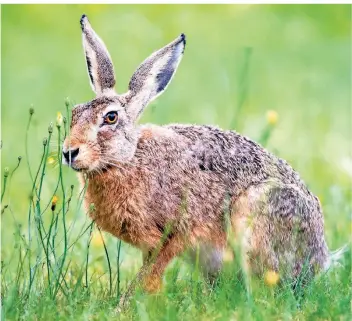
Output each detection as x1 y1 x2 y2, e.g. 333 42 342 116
63 15 339 299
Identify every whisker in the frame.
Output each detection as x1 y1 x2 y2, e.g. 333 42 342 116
99 160 125 171
101 156 134 167
100 155 137 168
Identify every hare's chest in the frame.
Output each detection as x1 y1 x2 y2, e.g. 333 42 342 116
84 184 161 248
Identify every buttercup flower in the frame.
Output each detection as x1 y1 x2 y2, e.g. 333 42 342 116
47 157 55 165
51 195 59 211
264 270 280 286
91 231 104 247
266 110 279 126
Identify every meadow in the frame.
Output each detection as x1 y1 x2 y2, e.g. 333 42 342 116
1 4 351 320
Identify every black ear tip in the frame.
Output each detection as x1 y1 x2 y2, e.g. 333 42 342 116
80 14 88 28
180 33 186 47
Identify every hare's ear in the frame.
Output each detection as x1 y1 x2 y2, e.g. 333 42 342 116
80 15 116 96
125 34 186 121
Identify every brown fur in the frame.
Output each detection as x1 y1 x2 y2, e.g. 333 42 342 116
63 16 334 305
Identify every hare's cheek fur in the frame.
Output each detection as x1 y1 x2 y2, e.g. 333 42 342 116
96 125 137 163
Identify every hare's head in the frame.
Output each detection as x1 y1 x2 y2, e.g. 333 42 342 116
62 15 185 173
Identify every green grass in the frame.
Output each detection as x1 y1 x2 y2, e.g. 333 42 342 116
1 4 351 320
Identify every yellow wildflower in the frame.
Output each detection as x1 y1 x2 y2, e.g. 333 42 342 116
264 270 280 286
51 195 59 211
266 110 279 126
47 156 55 165
91 231 104 247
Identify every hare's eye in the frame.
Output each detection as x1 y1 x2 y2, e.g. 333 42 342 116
104 111 118 125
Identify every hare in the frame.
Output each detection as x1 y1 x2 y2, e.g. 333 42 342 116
63 15 341 299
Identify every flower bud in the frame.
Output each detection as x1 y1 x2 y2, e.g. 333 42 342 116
56 112 63 128
65 98 70 108
48 122 53 134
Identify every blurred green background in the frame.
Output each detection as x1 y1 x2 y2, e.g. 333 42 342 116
1 4 351 256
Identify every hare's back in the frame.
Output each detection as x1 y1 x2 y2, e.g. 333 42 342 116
166 124 308 194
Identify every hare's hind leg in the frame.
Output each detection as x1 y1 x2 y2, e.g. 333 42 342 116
232 183 329 281
188 243 224 282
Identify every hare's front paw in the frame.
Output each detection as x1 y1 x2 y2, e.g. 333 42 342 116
116 274 162 313
142 274 162 293
116 278 138 313
116 290 132 314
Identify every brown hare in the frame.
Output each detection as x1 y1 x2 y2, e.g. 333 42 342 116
63 15 344 302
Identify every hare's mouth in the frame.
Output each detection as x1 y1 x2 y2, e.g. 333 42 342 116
70 163 111 174
63 159 88 172
70 165 89 172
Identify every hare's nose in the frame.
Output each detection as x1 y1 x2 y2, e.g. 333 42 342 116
63 148 80 163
